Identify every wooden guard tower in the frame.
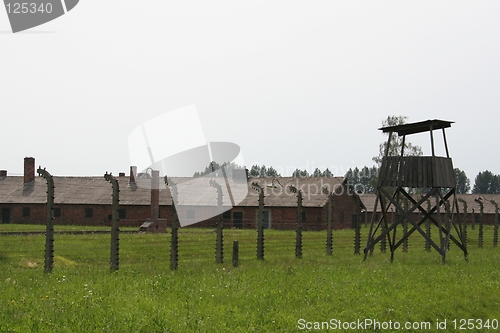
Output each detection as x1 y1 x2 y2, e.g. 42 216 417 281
363 119 467 263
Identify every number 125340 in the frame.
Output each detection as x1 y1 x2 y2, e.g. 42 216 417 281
6 3 53 14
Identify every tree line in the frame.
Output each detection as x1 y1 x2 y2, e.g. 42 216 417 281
247 165 334 178
472 170 500 194
193 161 494 195
194 163 335 179
192 116 495 194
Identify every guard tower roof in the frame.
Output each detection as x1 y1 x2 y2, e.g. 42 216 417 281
379 119 454 136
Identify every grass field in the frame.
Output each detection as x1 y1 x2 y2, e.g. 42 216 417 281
1 225 499 332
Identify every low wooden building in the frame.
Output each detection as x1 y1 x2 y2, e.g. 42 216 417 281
191 176 362 230
0 159 172 228
1 157 363 230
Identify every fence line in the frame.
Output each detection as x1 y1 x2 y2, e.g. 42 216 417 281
1 222 497 273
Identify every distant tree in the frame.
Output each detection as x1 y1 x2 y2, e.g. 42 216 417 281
259 165 267 177
454 168 471 194
345 167 360 185
193 161 244 178
257 165 281 177
292 169 309 178
360 166 378 193
372 115 423 166
192 161 221 177
266 166 280 177
310 167 335 177
472 170 500 194
244 164 281 178
249 165 260 177
324 168 334 178
312 168 323 178
345 166 378 193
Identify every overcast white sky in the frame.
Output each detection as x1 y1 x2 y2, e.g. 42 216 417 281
1 1 499 183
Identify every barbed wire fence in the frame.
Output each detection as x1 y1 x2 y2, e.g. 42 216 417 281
1 214 498 273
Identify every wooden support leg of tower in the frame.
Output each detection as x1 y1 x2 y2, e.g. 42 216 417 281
364 191 396 261
364 186 467 263
380 187 443 256
435 188 446 262
365 186 468 262
406 188 466 258
400 187 466 251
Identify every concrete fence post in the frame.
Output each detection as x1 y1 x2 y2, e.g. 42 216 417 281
458 198 468 249
353 212 361 254
475 199 484 248
252 182 265 260
37 167 54 274
232 240 239 267
104 172 120 271
322 187 333 256
490 200 499 247
210 179 224 264
290 185 303 258
165 176 179 270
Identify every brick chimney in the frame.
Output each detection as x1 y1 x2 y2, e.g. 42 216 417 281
151 170 160 220
24 157 35 184
130 166 137 185
0 170 6 179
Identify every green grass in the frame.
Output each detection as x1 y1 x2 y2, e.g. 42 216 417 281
0 225 499 332
0 224 138 233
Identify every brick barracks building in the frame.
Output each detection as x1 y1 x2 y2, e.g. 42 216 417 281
0 157 365 231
